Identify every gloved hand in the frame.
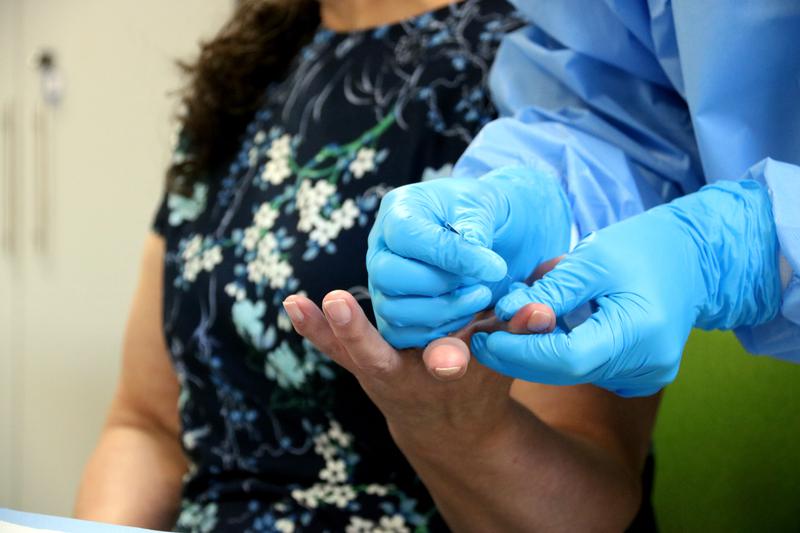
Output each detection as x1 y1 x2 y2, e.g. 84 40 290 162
367 166 572 349
472 180 782 397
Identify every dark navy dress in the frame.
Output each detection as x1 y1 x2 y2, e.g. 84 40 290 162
152 2 656 531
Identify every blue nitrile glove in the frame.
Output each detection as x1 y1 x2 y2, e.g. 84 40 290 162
471 180 782 397
367 166 572 349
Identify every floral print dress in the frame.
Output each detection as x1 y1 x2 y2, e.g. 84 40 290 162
152 2 523 532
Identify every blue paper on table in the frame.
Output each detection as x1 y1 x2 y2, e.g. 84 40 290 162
0 509 162 532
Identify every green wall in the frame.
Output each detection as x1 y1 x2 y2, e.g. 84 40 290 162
654 330 800 532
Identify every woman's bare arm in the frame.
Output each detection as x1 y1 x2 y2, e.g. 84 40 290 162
401 382 660 533
74 234 187 529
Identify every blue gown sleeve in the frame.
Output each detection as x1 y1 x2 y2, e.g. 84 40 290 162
456 0 800 361
667 2 800 360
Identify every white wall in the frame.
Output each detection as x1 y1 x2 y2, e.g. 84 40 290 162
1 0 232 516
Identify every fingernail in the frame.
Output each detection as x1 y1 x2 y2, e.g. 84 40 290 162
434 366 464 378
527 310 552 333
282 300 304 325
323 299 352 326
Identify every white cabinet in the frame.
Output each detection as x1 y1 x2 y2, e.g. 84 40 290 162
1 0 231 515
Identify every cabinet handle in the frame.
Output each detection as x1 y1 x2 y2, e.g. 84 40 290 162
32 106 49 254
2 101 18 257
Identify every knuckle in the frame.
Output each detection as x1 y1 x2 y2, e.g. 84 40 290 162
333 323 366 344
323 344 348 363
356 355 394 377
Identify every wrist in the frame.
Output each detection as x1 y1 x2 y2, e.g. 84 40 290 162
387 398 530 463
663 180 781 329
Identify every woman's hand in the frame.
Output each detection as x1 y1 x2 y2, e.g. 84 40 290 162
282 290 555 452
283 281 658 532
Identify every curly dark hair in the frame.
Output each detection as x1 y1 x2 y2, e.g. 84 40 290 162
168 0 320 195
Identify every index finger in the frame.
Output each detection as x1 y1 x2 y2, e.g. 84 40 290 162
321 290 406 380
471 307 614 384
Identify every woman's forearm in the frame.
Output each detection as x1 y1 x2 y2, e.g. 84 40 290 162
391 401 642 533
74 420 187 530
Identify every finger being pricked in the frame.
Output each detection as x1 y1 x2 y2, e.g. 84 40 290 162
422 302 557 382
421 257 565 383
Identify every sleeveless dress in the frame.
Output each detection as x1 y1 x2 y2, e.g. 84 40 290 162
152 2 656 531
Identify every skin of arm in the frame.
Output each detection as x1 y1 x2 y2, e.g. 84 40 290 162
74 234 187 529
285 289 660 533
403 382 659 533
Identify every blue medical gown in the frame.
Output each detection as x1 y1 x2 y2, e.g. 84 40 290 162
454 0 800 361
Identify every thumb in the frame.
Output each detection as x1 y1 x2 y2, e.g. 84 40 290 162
495 254 606 321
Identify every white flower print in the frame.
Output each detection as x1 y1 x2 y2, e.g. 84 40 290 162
331 199 360 231
246 254 293 289
349 147 376 178
328 420 352 447
262 157 292 186
313 433 337 460
290 420 362 510
201 245 223 272
328 484 357 508
309 225 335 247
291 485 320 509
346 516 375 533
365 484 389 497
180 235 224 282
268 259 293 290
242 228 293 290
181 235 205 282
319 458 347 483
224 282 246 302
274 518 295 533
242 226 261 251
183 259 202 282
267 133 292 160
254 202 280 229
182 235 203 261
259 134 294 185
254 129 267 145
297 179 336 233
376 514 410 533
297 180 361 247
